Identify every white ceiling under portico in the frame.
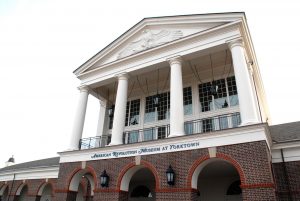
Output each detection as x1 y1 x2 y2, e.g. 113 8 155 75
74 13 246 77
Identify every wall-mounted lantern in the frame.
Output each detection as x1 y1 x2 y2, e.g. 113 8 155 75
100 170 109 187
166 165 175 185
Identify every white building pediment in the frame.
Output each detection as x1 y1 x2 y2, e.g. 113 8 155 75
74 13 246 77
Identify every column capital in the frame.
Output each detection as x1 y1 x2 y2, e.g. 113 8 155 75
167 56 183 66
77 85 90 93
227 38 244 50
115 72 129 80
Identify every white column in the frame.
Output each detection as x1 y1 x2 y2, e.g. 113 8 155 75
69 85 89 150
110 73 128 145
228 39 260 125
168 56 185 137
96 99 108 137
96 99 108 147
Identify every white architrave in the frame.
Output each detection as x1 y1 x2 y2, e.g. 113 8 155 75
110 73 129 145
70 86 89 150
168 56 185 137
228 39 260 125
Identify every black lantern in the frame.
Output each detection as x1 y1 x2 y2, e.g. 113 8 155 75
222 100 228 108
153 94 160 108
108 105 114 118
100 170 109 187
166 165 175 185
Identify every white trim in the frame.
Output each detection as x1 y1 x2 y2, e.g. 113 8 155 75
74 13 245 75
59 124 269 163
77 22 241 86
272 146 300 163
0 166 59 182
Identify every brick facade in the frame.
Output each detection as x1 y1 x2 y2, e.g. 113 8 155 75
52 141 275 201
273 161 300 201
1 141 279 200
0 178 57 201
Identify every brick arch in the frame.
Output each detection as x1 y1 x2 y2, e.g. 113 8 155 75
187 153 246 189
36 181 55 196
67 165 98 195
15 182 28 196
117 160 160 192
0 184 8 195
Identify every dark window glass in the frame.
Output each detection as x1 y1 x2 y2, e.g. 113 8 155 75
129 99 140 125
157 127 167 139
145 95 156 123
157 92 170 121
214 79 227 109
108 105 115 129
199 82 213 112
227 76 239 106
183 87 193 115
202 118 213 132
125 99 140 126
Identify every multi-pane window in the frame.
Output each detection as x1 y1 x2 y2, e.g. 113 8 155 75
144 87 192 123
125 99 140 126
157 92 170 121
227 76 239 106
157 126 167 139
199 76 239 112
183 87 193 115
144 92 170 123
108 105 115 129
199 82 213 112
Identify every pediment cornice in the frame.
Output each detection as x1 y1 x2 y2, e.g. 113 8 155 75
74 13 246 77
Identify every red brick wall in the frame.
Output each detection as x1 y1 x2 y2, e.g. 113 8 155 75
53 140 276 201
273 161 300 200
1 141 278 201
0 178 57 201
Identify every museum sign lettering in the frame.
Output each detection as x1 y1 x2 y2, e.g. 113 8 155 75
91 141 200 160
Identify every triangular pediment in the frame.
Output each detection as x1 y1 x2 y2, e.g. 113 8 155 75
75 13 245 76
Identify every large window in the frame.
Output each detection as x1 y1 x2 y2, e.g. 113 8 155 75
199 76 238 112
125 99 140 126
144 92 170 123
183 87 193 115
144 87 192 123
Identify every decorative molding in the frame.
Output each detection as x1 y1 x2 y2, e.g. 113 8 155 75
59 124 268 163
227 38 244 50
118 29 183 59
167 55 183 66
208 147 217 158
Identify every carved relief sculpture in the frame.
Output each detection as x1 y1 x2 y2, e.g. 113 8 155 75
117 29 183 59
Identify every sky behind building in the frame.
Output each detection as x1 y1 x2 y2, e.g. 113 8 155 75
0 0 300 167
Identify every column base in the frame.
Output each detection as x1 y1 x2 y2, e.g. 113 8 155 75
108 141 123 146
168 132 185 138
240 119 260 126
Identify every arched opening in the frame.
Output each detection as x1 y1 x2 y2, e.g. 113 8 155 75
37 183 53 201
192 158 242 201
128 168 155 201
68 169 95 201
15 184 28 201
0 185 9 201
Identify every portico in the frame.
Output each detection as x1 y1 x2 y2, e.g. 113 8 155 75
69 18 264 150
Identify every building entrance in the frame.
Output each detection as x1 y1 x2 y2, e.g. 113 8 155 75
128 168 156 201
196 159 242 201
